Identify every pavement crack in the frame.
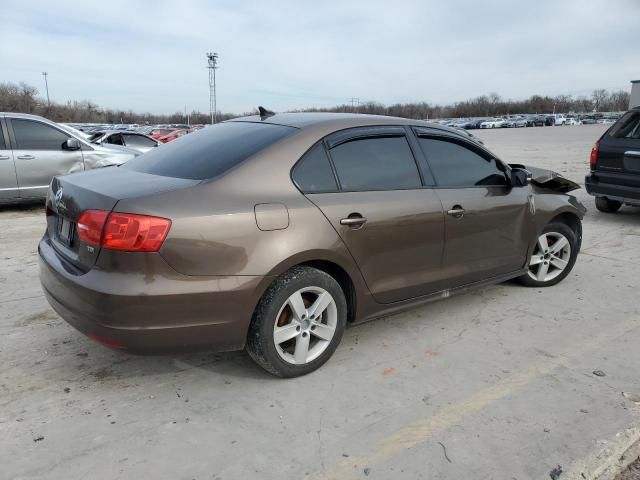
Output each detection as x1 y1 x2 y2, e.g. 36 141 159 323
438 441 452 463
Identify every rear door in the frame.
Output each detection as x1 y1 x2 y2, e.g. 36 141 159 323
598 111 640 175
7 117 85 199
0 118 19 202
294 127 446 304
415 129 531 288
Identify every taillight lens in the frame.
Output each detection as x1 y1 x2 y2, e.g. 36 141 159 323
102 212 171 252
77 210 109 246
76 210 171 252
590 141 600 169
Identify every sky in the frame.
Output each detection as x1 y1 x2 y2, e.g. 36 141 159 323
1 0 638 115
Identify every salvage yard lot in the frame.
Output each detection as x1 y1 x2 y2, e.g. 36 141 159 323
1 124 640 479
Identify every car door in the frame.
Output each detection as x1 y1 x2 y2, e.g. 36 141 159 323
7 117 85 199
293 127 446 304
414 129 531 288
0 118 19 203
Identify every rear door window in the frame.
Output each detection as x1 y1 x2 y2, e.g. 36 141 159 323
123 134 156 147
328 135 421 191
608 112 640 139
123 121 297 180
11 119 69 150
106 133 124 145
417 137 508 187
292 143 337 193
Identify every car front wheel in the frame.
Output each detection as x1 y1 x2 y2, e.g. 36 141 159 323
246 266 347 378
518 222 578 287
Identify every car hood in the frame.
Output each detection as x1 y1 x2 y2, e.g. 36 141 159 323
511 164 581 193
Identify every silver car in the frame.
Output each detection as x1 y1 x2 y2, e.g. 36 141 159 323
0 113 139 205
87 130 160 154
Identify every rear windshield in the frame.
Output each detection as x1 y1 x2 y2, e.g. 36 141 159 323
123 121 297 180
608 111 640 139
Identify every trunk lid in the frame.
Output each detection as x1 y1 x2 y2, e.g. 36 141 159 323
46 167 199 271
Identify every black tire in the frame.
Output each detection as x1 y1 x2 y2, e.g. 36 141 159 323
518 222 579 287
595 196 622 213
246 266 347 378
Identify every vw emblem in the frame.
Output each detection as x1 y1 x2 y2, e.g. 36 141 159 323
54 187 65 211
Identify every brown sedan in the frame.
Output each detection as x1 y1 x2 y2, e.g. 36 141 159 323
39 112 585 377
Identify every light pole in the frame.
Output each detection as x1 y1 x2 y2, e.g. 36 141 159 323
206 52 219 124
350 97 359 112
42 72 50 107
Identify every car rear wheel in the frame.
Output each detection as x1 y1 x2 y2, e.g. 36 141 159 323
595 196 622 213
246 266 347 378
518 222 578 287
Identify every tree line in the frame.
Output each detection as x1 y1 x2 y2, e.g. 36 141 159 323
302 89 630 119
0 81 631 124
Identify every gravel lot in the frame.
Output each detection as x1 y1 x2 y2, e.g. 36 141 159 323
1 124 639 480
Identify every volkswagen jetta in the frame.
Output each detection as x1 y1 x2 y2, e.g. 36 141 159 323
39 112 585 377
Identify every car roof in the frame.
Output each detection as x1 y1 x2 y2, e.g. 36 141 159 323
0 112 54 121
229 112 447 130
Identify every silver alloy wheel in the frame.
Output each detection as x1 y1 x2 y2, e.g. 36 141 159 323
273 287 338 365
528 231 571 282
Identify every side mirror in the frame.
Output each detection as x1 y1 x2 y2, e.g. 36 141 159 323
63 138 81 151
510 167 531 187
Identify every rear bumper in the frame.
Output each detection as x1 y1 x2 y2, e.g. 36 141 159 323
585 173 640 206
39 237 269 354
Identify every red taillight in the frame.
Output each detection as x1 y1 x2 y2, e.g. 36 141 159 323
77 210 109 246
102 212 171 252
590 141 600 169
76 210 171 252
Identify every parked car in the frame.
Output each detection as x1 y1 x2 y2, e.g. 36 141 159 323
580 116 598 125
585 106 640 213
526 115 546 127
504 116 527 128
464 118 486 130
40 112 585 377
480 118 497 129
494 117 507 128
553 114 567 126
0 113 138 205
88 130 160 153
149 128 177 140
564 117 581 126
150 128 191 143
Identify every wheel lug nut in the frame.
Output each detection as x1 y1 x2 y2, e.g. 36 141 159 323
311 325 316 330
302 332 307 337
296 326 301 332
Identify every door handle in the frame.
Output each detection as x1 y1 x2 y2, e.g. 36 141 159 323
340 214 367 228
447 205 465 218
17 155 35 160
0 155 10 160
624 150 640 157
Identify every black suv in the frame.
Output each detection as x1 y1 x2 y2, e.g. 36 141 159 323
585 106 640 212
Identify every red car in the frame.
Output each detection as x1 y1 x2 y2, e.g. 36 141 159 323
150 128 191 143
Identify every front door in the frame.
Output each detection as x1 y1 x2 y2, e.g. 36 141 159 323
0 119 19 203
415 132 531 287
8 117 85 199
293 129 446 304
